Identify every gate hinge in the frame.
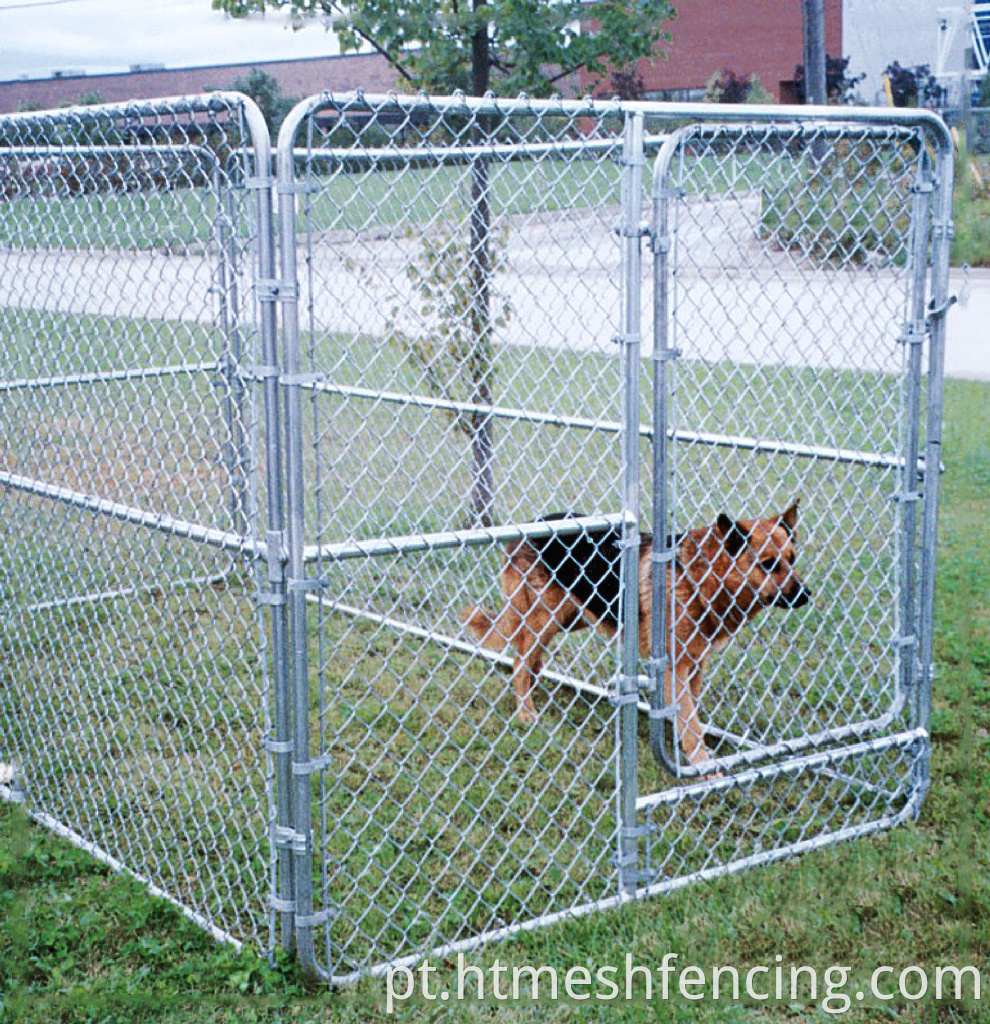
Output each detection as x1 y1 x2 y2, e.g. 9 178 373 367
273 825 312 855
646 655 669 677
265 529 287 581
262 736 294 755
651 233 671 255
608 687 642 709
892 489 922 505
291 753 332 775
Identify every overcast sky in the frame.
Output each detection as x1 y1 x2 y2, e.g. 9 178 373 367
0 0 344 80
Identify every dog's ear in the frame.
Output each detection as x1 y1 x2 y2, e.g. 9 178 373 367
780 498 801 536
716 513 748 557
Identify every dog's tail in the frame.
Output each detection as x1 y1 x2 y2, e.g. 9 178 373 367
462 605 513 653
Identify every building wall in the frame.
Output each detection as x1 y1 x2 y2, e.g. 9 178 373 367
0 51 400 115
584 0 842 101
844 0 967 106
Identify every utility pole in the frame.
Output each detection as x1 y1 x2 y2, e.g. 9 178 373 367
802 0 827 105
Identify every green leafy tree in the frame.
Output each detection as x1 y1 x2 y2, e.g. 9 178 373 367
226 68 297 133
213 1 674 98
214 0 675 524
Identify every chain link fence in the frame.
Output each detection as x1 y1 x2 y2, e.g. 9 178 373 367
1 91 954 981
0 93 281 951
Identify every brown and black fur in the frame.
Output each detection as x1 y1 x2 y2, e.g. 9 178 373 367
463 501 810 768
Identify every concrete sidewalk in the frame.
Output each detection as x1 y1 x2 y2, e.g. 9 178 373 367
945 267 990 380
0 232 986 381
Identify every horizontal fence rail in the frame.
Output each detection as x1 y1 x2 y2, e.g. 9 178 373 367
0 89 953 983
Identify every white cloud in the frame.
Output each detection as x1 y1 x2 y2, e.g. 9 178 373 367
0 0 342 79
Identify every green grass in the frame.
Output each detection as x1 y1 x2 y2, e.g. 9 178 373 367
951 155 990 268
2 320 987 1020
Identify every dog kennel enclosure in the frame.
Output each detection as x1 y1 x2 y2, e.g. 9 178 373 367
0 91 954 981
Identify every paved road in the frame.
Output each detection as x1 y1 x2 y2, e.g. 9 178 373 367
944 267 990 380
1 213 986 380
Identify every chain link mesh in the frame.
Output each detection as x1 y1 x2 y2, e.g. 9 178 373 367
0 95 276 951
0 92 952 981
278 97 949 979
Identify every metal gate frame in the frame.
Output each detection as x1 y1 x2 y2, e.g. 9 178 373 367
647 119 952 780
269 94 954 982
1 91 954 983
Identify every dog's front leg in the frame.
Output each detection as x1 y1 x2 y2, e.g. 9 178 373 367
666 657 712 768
510 637 542 723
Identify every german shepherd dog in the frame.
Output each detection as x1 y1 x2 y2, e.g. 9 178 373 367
464 501 810 768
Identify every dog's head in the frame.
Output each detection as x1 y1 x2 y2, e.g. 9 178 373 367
714 499 811 611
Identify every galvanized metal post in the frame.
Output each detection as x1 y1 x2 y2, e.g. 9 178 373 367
616 110 644 894
649 130 683 779
243 99 296 957
896 142 935 718
917 130 956 797
275 103 319 976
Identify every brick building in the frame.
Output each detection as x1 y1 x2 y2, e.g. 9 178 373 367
583 0 843 102
0 51 400 115
1 1 970 115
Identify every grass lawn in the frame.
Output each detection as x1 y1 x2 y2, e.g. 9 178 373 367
1 372 987 1023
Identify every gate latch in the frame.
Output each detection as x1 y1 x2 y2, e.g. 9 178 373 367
927 294 957 325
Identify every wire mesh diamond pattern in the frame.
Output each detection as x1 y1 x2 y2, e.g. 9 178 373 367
0 92 953 982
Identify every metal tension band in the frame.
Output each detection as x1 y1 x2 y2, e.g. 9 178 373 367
649 703 678 723
256 278 298 303
279 372 324 387
288 576 322 594
620 823 651 841
295 908 335 928
276 180 315 196
897 322 927 346
611 332 641 347
269 895 296 914
262 736 294 755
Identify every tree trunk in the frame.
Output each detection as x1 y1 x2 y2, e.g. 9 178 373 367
467 5 495 527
